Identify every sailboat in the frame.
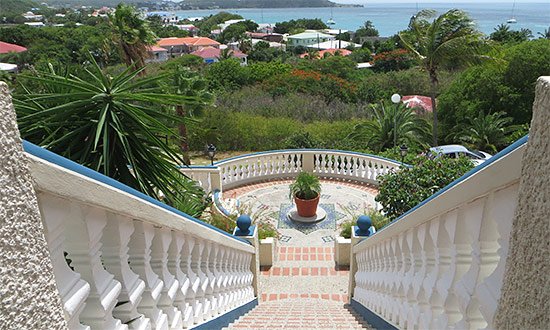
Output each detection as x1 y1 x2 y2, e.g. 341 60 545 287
507 1 517 24
327 7 336 25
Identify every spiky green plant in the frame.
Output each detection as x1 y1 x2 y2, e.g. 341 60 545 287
289 172 321 200
14 56 208 217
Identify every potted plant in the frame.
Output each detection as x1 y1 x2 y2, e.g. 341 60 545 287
289 172 322 217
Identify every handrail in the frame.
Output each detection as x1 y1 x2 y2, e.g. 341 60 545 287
214 149 405 167
350 136 528 329
23 141 250 247
181 149 404 194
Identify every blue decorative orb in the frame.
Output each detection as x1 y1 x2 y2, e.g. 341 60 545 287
237 214 252 232
357 215 372 232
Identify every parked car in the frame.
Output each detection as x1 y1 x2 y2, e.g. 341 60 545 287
429 145 493 166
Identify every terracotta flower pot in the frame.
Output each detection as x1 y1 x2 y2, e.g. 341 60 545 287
294 194 320 217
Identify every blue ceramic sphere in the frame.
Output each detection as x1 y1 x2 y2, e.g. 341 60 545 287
357 215 372 232
236 214 252 232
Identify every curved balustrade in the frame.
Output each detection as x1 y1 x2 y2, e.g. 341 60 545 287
350 137 527 329
181 150 403 193
24 142 255 329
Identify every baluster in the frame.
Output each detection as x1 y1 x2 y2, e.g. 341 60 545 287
208 244 221 316
396 231 409 328
200 242 213 320
214 247 226 314
184 236 199 326
219 247 231 312
168 232 193 328
150 227 182 329
454 198 486 329
38 195 91 330
128 221 169 330
63 205 124 329
102 214 150 329
389 237 400 324
475 185 518 329
190 238 207 323
418 222 437 329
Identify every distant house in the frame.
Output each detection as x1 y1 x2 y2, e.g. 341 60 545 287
299 48 352 59
147 46 169 63
287 31 335 49
175 24 199 35
22 11 43 21
307 40 361 50
0 41 28 54
191 46 248 66
24 22 45 27
156 37 220 57
246 32 284 43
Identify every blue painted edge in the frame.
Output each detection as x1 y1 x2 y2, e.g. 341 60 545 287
192 298 258 330
213 190 232 217
374 135 529 234
350 299 398 330
212 148 406 167
22 141 250 246
233 225 256 237
176 164 217 169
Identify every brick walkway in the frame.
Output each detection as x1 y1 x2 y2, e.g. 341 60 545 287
224 179 375 329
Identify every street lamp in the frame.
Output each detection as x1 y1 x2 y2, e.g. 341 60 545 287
207 144 217 165
400 144 408 164
391 93 401 148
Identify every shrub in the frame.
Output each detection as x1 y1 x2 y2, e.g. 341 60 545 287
376 156 474 220
339 205 390 239
289 172 321 200
373 49 417 72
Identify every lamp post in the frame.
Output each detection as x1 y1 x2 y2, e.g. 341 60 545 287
207 144 217 165
391 93 401 148
400 144 408 164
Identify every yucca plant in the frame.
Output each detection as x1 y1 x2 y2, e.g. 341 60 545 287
289 172 321 200
14 56 208 217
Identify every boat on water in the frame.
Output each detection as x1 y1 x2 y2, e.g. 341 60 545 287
507 1 517 23
327 7 336 25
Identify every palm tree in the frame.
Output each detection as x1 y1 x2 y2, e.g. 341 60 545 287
110 4 156 70
348 101 431 152
14 56 207 217
218 48 234 61
457 111 514 153
171 67 214 164
538 26 550 39
399 9 487 146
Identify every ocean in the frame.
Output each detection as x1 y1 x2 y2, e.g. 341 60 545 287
160 2 550 37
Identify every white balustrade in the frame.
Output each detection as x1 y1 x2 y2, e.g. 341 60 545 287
180 150 402 193
351 142 526 329
27 148 256 330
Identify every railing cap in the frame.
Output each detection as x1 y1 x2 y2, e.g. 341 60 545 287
22 140 250 246
212 148 406 167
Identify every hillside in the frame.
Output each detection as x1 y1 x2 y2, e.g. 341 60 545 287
0 0 38 16
180 0 336 9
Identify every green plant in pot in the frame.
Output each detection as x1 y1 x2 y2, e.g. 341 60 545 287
289 172 322 217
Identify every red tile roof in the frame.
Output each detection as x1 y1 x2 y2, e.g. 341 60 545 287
156 37 220 47
148 45 168 52
191 47 247 59
0 41 27 54
402 95 433 113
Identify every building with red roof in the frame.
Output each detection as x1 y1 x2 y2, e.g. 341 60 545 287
0 41 27 54
191 47 247 65
146 46 168 63
156 37 220 57
402 95 433 114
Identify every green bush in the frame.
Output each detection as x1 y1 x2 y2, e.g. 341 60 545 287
339 206 390 239
376 156 474 220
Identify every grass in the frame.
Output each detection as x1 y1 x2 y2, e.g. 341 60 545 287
189 150 252 165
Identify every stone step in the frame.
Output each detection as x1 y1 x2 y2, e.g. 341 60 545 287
224 299 372 329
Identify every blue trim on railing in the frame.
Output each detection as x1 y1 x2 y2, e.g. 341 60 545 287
374 135 529 234
22 141 250 246
350 299 398 330
213 190 232 217
213 149 406 167
192 298 258 330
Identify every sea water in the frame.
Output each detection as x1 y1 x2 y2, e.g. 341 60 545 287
163 2 550 36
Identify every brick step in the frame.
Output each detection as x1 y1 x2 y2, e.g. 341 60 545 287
224 299 372 329
260 293 348 302
260 266 349 276
277 246 335 262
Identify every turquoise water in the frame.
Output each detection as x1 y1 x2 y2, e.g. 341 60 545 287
165 2 550 36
